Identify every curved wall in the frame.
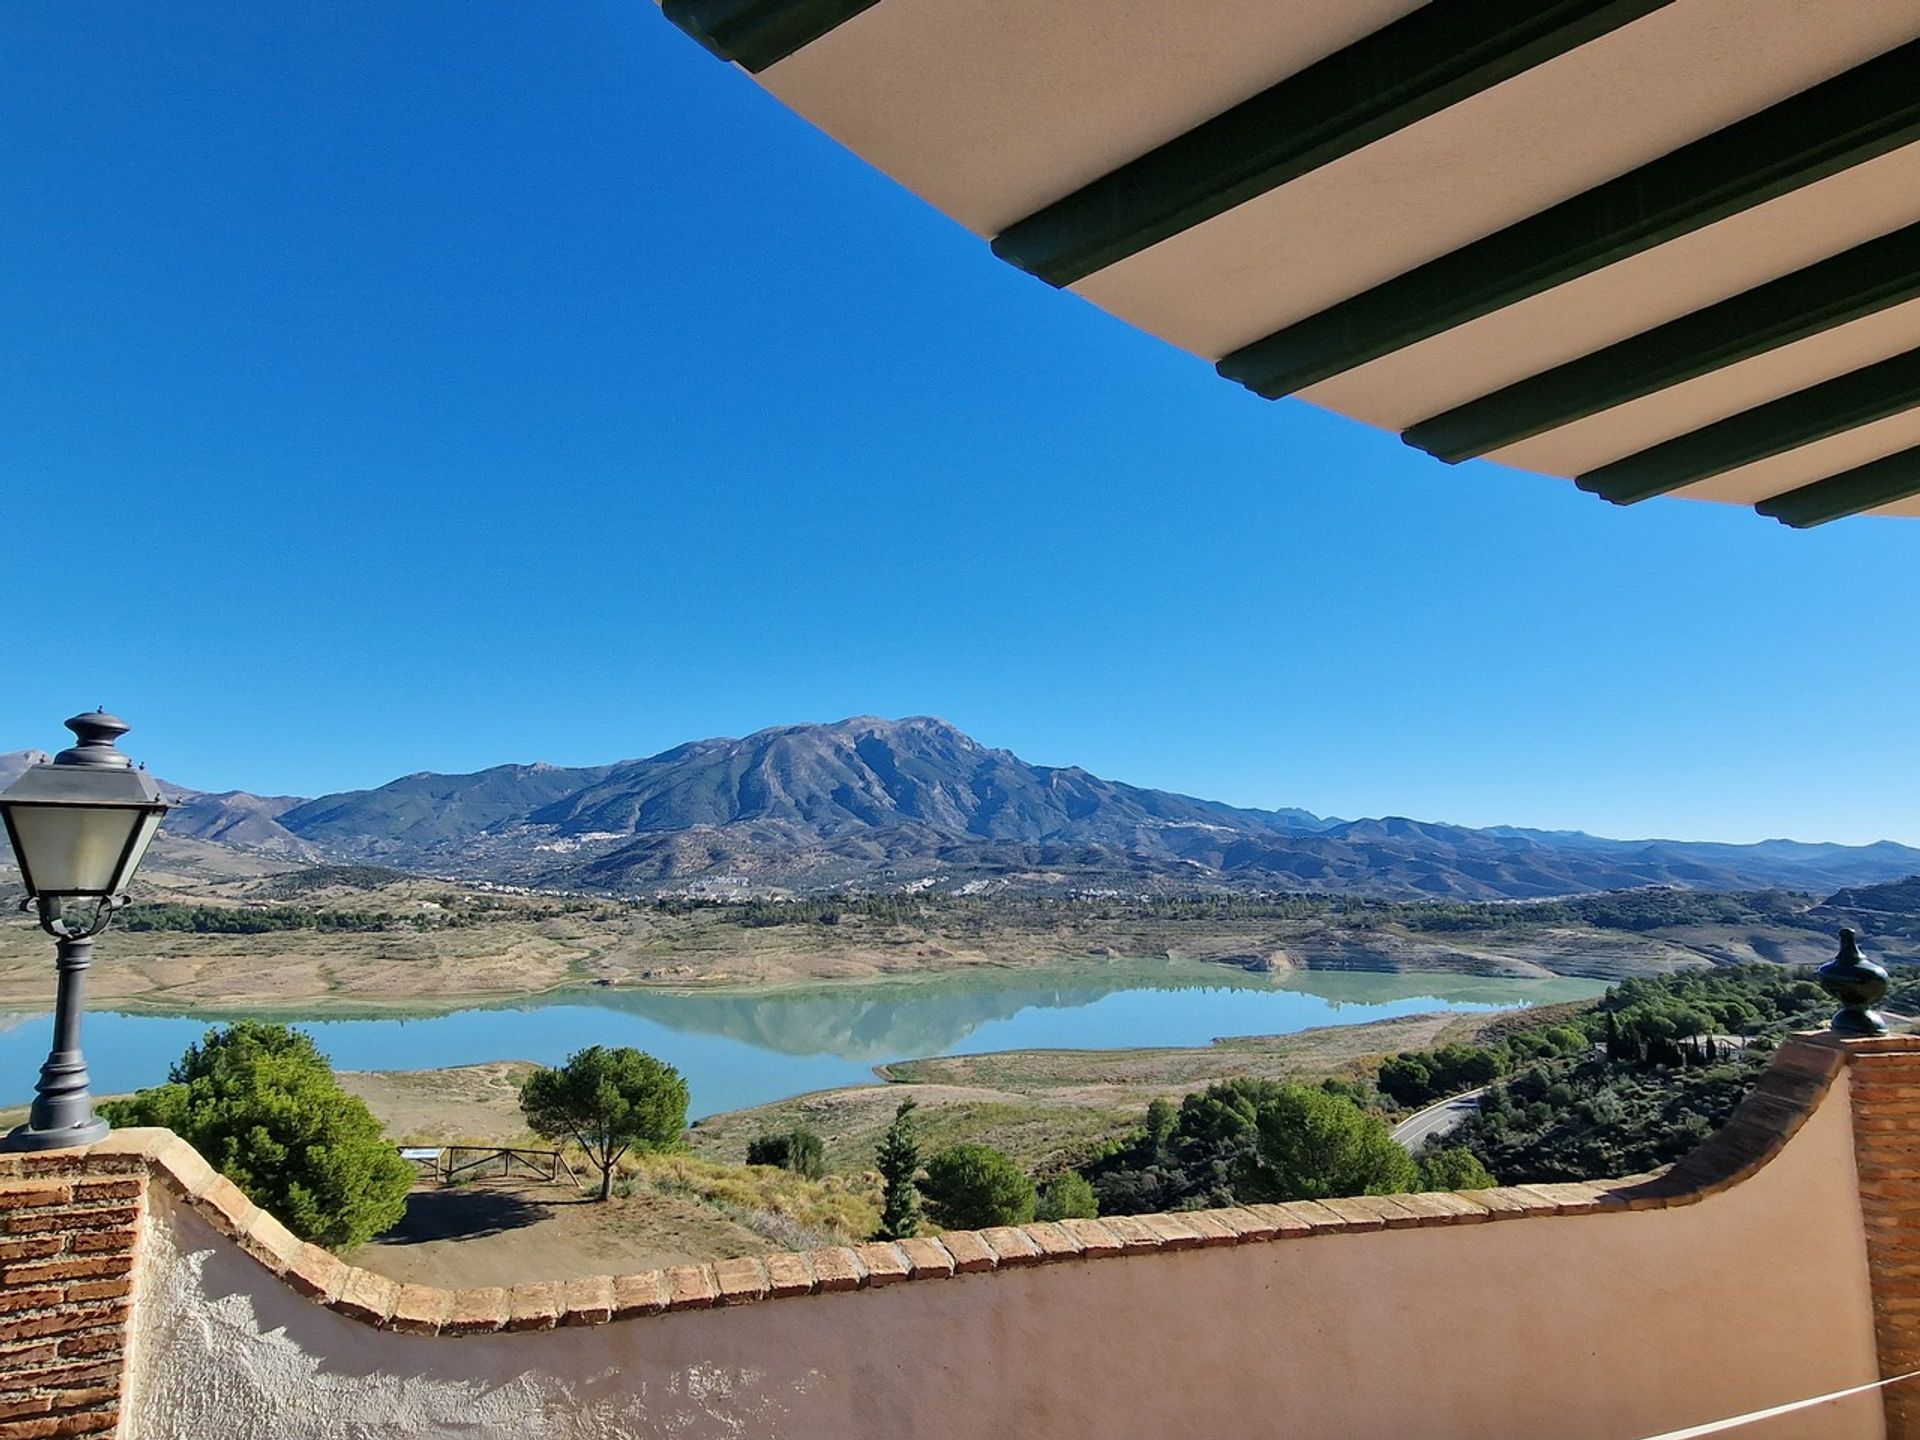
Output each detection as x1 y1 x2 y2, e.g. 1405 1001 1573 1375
106 1037 1886 1440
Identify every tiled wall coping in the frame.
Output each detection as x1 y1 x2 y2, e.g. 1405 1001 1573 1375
0 1032 1879 1340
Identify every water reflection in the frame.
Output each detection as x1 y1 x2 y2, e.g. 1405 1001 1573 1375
0 961 1605 1119
587 961 1599 1059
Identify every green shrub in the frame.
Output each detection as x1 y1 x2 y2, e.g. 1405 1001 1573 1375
1035 1171 1099 1221
1457 1053 1760 1183
920 1143 1037 1230
1239 1086 1418 1202
1377 1044 1505 1107
99 1021 412 1249
1418 1146 1495 1191
746 1128 826 1180
1086 1078 1418 1212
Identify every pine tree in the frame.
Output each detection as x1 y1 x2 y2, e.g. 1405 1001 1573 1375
101 1021 413 1248
875 1098 923 1239
521 1046 689 1201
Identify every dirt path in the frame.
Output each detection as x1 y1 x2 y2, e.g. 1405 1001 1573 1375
350 1177 770 1288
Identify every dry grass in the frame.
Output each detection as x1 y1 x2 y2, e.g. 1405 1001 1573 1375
631 1152 879 1250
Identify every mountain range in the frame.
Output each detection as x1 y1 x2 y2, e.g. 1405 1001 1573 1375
5 717 1917 901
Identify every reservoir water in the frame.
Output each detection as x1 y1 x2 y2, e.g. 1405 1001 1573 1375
0 962 1605 1119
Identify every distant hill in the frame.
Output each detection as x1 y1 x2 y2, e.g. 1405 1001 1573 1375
163 788 318 859
1813 876 1920 941
4 720 1918 900
0 751 49 788
1 747 321 863
277 761 618 855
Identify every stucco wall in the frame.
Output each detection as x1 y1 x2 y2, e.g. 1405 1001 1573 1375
119 1067 1883 1440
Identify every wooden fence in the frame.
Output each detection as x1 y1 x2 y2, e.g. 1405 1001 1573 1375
397 1145 582 1188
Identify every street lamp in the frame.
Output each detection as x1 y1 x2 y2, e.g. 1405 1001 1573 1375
0 712 169 1151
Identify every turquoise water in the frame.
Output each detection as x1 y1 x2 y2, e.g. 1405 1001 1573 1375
0 962 1605 1119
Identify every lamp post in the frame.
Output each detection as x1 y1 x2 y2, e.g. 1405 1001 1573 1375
0 712 169 1151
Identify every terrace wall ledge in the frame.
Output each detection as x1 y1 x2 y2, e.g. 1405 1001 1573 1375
0 1031 1884 1340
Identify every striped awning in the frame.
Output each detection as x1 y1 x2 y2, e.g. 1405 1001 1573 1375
662 0 1920 526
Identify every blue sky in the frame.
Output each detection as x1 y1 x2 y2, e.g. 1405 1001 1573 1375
3 2 1915 846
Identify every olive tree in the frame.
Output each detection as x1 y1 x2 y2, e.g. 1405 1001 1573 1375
519 1045 689 1200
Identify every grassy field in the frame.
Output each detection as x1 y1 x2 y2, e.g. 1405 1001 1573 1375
333 1064 885 1285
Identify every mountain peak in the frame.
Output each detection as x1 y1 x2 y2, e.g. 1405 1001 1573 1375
19 723 1919 901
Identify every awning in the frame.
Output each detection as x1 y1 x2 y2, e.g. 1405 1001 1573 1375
662 0 1920 525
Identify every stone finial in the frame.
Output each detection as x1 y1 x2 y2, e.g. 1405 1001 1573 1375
1818 927 1890 1037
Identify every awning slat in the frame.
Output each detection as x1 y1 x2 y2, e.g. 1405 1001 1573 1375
1577 349 1920 504
1216 42 1920 401
1402 222 1920 465
990 0 1677 289
1756 443 1920 526
661 0 1920 524
663 0 880 74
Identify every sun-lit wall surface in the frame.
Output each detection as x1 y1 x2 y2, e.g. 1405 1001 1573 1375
45 1035 1889 1440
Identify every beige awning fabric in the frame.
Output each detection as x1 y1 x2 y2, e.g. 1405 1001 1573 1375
662 0 1920 525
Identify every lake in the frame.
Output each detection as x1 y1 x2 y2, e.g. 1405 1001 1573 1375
0 961 1606 1119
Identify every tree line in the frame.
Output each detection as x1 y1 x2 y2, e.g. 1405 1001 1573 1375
118 903 403 934
644 885 1843 937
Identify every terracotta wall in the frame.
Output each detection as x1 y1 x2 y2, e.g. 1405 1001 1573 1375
2 1034 1908 1440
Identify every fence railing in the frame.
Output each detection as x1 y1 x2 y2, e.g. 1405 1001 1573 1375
396 1145 581 1189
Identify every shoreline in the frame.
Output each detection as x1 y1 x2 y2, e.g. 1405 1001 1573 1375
0 952 1613 1024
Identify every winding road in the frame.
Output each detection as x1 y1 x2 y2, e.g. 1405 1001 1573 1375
1390 1089 1485 1152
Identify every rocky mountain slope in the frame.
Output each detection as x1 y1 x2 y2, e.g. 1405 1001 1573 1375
4 717 1917 900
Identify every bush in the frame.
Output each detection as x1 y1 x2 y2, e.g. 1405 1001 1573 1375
1456 1052 1760 1183
1376 1054 1432 1107
1035 1171 1099 1221
99 1021 412 1249
521 1046 689 1201
1377 1044 1505 1108
1086 1077 1420 1213
746 1128 826 1180
1239 1087 1418 1203
920 1143 1037 1230
1418 1146 1496 1191
1085 1077 1283 1215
